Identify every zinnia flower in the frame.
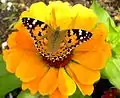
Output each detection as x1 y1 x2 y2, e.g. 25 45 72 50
3 1 111 98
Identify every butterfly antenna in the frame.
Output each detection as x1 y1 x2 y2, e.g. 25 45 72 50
51 8 57 29
68 13 79 29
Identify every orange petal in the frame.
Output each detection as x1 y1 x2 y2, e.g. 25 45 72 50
58 68 76 96
74 23 108 52
38 67 58 95
50 88 68 98
15 51 47 82
73 48 110 70
22 65 49 95
7 24 36 51
66 66 94 95
68 61 100 85
3 49 24 73
79 84 94 96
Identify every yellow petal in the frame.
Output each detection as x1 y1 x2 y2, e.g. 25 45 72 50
48 1 72 30
50 88 68 98
58 68 76 96
71 4 97 30
38 67 58 95
66 66 94 95
15 51 47 82
30 2 49 23
69 62 100 85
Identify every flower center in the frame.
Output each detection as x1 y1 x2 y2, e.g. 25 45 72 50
41 50 73 68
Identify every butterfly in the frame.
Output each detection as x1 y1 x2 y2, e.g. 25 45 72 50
22 17 92 62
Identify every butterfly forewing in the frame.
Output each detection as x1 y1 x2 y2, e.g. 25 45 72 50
22 17 50 54
65 29 92 48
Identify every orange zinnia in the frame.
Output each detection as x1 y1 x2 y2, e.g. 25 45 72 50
3 1 111 98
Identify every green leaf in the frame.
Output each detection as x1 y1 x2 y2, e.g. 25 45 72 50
69 87 92 98
0 73 21 97
102 57 120 89
0 54 21 97
0 54 8 76
116 25 120 32
91 0 111 29
17 90 48 98
90 0 120 44
112 41 120 56
107 18 120 46
17 90 39 98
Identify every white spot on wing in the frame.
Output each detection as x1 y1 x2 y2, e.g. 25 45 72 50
32 20 37 25
79 30 82 35
29 25 32 28
80 37 83 39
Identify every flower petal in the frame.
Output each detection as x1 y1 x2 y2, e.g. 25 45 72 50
48 1 72 30
79 84 94 96
71 4 97 30
7 25 36 51
74 23 108 52
38 67 58 95
15 51 47 82
50 88 68 98
66 66 94 95
68 61 100 85
29 2 49 23
3 49 24 73
58 68 76 96
73 46 111 70
22 64 49 95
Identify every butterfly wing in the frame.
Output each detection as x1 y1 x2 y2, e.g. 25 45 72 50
22 17 92 61
65 29 92 49
22 17 49 55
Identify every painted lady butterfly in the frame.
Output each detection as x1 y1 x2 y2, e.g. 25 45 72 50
22 17 92 62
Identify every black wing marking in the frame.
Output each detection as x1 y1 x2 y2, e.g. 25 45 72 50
22 17 47 29
72 29 92 42
66 29 92 48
